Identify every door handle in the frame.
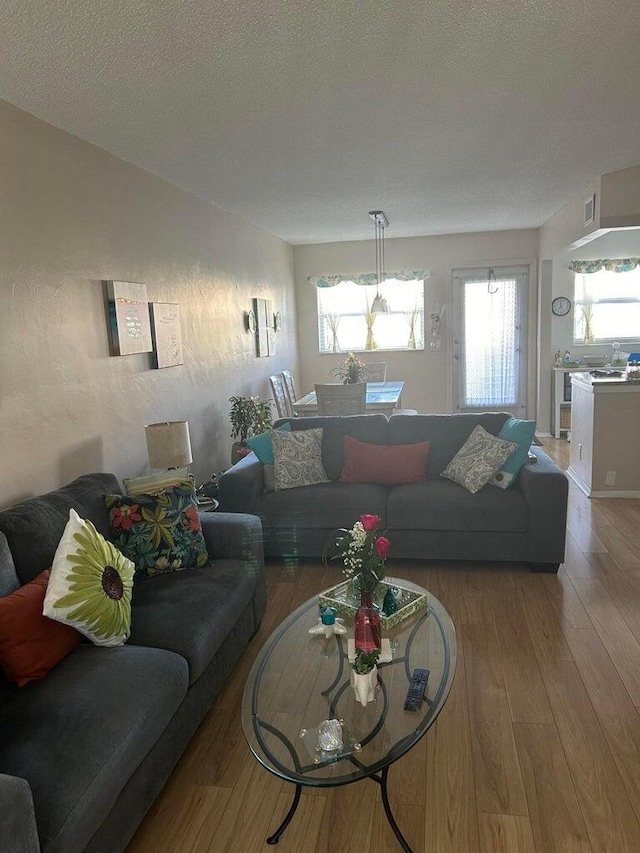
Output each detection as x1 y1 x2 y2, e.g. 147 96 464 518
453 354 460 360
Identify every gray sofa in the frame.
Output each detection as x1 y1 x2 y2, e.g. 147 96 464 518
0 473 266 853
219 412 568 572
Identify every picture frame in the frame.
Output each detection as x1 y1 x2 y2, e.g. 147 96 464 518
253 297 274 357
149 302 183 368
105 281 153 356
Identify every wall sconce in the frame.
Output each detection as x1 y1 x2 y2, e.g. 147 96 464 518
244 309 257 333
273 311 282 332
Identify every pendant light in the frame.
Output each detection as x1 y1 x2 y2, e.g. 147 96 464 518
369 210 390 314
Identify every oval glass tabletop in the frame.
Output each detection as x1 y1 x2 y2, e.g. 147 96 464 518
241 578 457 788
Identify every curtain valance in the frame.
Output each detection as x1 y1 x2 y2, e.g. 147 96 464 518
569 258 640 274
308 270 428 288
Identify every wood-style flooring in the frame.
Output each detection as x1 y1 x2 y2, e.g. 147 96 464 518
126 437 640 852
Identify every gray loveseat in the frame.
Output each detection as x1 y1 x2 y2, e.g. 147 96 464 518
0 473 265 853
219 412 568 572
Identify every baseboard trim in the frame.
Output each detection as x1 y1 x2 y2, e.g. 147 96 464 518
566 468 640 498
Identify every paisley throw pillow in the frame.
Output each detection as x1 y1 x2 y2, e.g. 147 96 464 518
441 425 518 494
272 427 330 491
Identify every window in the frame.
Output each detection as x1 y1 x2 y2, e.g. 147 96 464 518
574 268 640 344
317 278 424 353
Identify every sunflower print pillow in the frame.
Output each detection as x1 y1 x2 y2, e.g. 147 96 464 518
104 483 209 582
43 509 135 647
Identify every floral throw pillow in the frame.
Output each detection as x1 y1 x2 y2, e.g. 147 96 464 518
441 425 518 494
104 483 209 581
272 427 330 491
43 510 134 647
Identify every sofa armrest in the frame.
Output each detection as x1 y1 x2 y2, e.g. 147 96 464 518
218 454 264 513
0 774 40 853
518 448 569 565
199 512 264 564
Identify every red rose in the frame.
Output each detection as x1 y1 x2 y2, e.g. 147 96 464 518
360 514 381 532
375 536 390 560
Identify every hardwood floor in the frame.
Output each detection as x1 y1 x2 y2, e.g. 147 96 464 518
126 437 640 852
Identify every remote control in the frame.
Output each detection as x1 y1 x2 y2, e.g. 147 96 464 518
403 668 430 711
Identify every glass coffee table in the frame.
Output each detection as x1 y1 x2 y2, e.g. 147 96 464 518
241 578 457 851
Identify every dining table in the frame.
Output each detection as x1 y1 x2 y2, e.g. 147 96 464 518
292 380 405 417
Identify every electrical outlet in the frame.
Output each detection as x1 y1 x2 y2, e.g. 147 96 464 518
605 471 617 486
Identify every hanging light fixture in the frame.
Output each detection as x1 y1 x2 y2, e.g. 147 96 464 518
369 210 390 314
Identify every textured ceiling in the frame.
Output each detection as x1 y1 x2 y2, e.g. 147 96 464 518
1 0 639 244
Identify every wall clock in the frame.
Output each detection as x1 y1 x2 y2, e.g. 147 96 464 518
552 296 572 316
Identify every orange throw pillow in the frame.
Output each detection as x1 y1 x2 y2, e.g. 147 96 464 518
0 570 82 686
340 435 431 485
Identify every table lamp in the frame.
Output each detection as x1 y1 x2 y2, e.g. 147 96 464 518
145 421 193 470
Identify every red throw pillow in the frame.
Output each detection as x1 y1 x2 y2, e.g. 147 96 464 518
340 435 431 485
0 570 82 686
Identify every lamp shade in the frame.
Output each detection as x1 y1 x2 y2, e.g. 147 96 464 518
145 421 192 469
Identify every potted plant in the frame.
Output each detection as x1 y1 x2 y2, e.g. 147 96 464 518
350 647 380 706
329 352 368 384
229 395 273 464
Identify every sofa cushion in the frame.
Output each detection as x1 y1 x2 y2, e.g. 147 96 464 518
272 427 330 490
387 479 528 532
441 425 517 493
0 570 82 686
127 561 259 684
256 481 388 531
0 644 188 853
105 484 209 581
0 473 122 585
43 510 135 647
286 414 390 480
388 413 511 478
340 436 431 485
489 417 537 489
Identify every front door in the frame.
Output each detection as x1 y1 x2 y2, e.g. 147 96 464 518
452 265 529 416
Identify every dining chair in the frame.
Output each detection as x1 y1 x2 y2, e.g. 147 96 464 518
281 369 297 415
314 383 367 415
365 362 387 382
269 373 293 418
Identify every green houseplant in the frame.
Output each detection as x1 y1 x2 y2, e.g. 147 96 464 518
329 352 368 384
350 647 380 706
229 395 273 464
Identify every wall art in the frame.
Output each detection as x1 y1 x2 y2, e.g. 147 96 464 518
253 297 274 357
105 280 153 356
150 302 183 368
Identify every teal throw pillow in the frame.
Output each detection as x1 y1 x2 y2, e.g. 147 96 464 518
489 417 537 489
245 422 292 464
105 483 209 581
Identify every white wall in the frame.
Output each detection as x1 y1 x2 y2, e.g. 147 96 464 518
293 230 539 415
0 100 298 507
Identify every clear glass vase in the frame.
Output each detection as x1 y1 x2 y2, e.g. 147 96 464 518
353 590 382 653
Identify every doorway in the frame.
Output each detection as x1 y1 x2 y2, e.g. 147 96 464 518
452 265 529 415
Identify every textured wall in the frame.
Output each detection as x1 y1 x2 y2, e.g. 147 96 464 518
0 100 297 507
293 230 539 416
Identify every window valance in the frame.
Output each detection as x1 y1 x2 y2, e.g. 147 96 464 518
569 258 640 274
308 270 429 288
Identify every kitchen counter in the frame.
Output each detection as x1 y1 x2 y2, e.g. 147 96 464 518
567 372 640 497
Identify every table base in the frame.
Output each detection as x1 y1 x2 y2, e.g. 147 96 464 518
266 766 412 851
